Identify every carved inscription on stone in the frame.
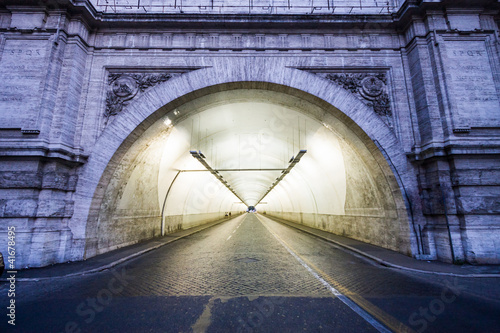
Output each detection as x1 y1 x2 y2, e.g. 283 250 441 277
0 39 47 128
445 40 500 127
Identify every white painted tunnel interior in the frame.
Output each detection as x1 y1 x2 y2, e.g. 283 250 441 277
96 89 411 256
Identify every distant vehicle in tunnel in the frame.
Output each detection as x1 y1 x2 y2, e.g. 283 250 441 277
247 206 257 213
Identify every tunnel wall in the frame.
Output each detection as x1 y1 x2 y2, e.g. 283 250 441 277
267 213 407 252
263 127 411 255
90 117 244 255
163 213 237 234
92 123 164 255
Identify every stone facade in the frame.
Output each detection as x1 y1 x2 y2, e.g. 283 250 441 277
0 0 499 268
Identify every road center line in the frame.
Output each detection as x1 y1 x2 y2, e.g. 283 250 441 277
256 214 392 333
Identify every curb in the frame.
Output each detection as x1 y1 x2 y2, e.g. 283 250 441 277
0 217 234 282
269 217 500 278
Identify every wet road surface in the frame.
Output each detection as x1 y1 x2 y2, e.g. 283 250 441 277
1 213 499 332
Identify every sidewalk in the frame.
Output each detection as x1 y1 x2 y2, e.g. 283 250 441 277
0 217 234 281
264 214 500 278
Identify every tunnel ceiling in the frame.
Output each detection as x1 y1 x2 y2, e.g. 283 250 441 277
107 88 391 219
156 90 349 216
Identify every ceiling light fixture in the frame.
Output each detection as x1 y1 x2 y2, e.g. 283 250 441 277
190 150 248 206
255 149 307 207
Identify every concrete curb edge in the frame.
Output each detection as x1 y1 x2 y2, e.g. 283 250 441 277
1 218 232 282
272 218 500 278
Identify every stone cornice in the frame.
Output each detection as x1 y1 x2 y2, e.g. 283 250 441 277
407 142 500 162
3 0 499 39
2 1 395 30
396 0 500 29
0 140 88 165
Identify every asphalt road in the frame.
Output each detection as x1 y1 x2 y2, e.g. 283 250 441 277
1 213 499 332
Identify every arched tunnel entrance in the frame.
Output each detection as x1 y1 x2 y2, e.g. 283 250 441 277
84 84 414 259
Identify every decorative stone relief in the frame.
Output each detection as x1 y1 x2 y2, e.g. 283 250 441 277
320 73 393 128
105 73 176 119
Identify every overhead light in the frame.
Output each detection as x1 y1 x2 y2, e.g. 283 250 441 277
255 150 307 206
190 149 248 206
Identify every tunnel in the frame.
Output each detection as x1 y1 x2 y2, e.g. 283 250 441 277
81 79 414 260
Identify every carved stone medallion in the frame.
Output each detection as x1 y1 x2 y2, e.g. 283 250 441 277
360 76 384 99
315 71 393 129
111 75 138 100
104 72 177 119
322 72 392 118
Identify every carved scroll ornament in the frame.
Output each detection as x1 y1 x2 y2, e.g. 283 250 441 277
324 73 392 117
105 73 174 118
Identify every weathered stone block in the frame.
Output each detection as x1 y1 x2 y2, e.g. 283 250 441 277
1 199 37 217
9 10 46 30
447 13 481 31
0 171 42 189
36 199 69 217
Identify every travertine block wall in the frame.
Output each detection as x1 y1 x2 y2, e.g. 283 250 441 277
0 0 499 267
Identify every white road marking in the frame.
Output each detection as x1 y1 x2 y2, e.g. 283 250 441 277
257 215 391 333
227 216 245 241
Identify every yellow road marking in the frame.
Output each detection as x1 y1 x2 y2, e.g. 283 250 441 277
257 214 415 333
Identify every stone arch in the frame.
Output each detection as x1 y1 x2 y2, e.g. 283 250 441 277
71 58 422 260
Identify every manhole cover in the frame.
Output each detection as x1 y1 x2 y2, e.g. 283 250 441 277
235 257 260 263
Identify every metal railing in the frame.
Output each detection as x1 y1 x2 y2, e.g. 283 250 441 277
93 1 396 14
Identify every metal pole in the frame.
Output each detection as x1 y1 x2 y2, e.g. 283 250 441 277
438 184 456 264
418 225 425 254
160 170 182 236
